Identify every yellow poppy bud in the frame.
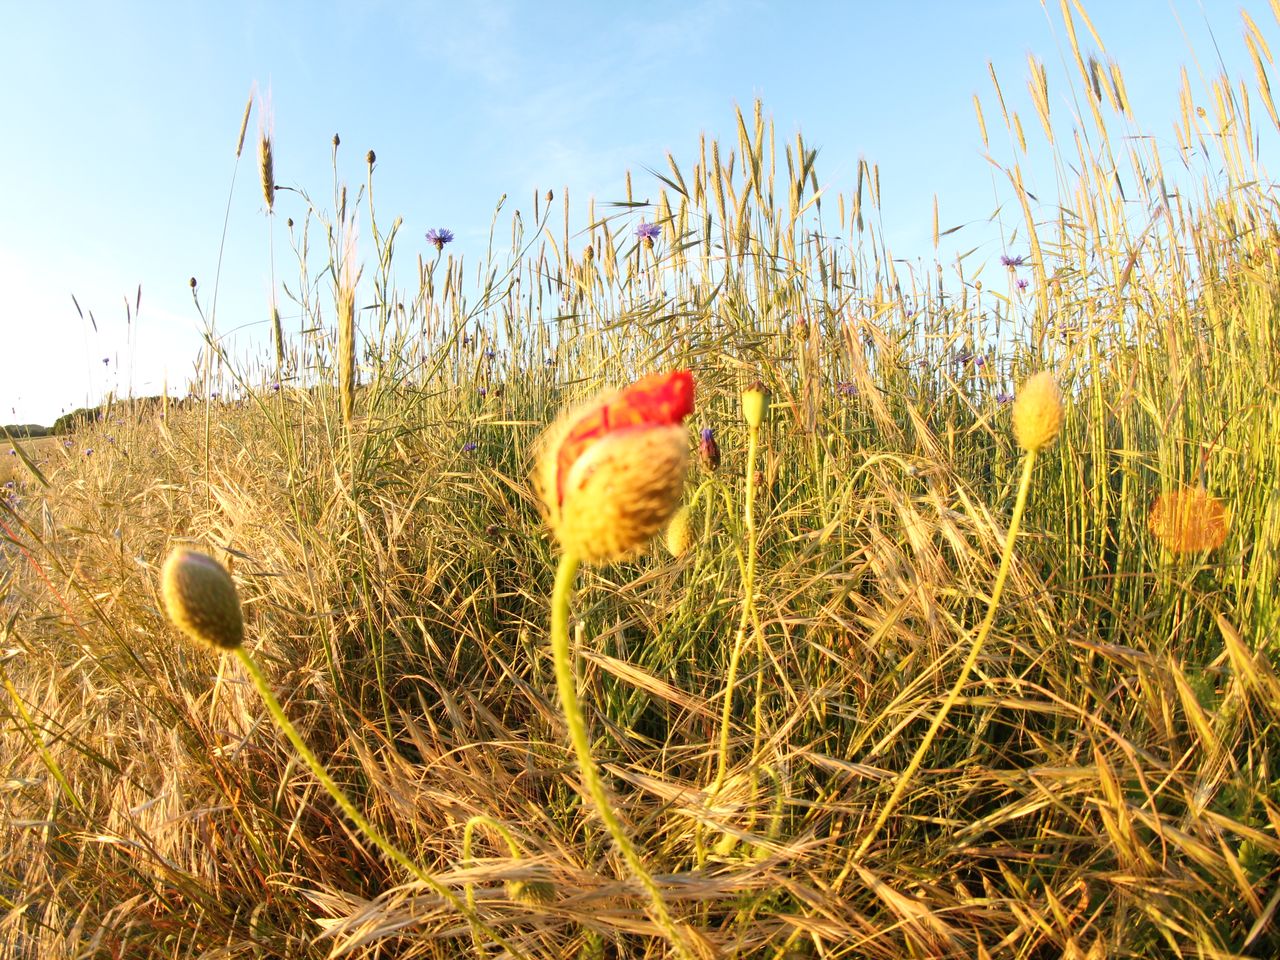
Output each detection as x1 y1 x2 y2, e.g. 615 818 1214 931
665 504 693 557
505 878 557 905
741 380 768 430
1011 371 1063 453
160 547 244 651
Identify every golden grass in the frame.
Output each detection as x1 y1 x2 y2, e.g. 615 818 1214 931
3 5 1280 957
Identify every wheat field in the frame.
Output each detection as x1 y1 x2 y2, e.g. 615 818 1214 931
2 6 1280 958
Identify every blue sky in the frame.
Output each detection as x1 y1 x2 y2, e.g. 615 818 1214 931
1 1 1273 424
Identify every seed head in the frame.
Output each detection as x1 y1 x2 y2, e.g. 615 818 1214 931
258 133 275 211
161 548 244 651
533 371 694 565
1011 372 1063 453
1149 486 1230 553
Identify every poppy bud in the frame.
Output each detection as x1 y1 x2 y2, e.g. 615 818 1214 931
741 381 768 430
534 371 694 564
161 548 244 650
665 505 693 558
1011 372 1063 453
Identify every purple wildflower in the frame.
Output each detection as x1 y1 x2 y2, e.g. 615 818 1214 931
996 392 1014 404
635 222 661 245
271 382 281 392
477 387 487 397
462 441 478 453
836 381 857 397
1017 278 1029 291
426 228 454 251
102 357 110 366
973 356 986 368
699 427 721 472
544 357 555 367
84 448 93 456
485 349 496 360
1000 254 1026 268
63 440 73 448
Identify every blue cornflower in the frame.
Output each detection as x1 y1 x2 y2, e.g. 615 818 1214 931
462 441 478 453
477 387 487 397
973 356 986 368
1016 278 1029 291
102 357 110 366
1000 254 1026 268
84 448 93 456
485 349 496 360
836 381 857 397
635 222 661 244
426 228 455 250
271 382 281 392
996 392 1014 404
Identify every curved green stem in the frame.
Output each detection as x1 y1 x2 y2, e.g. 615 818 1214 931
232 647 527 959
550 552 695 960
850 448 1040 863
462 815 525 952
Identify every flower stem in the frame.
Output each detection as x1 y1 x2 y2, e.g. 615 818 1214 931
232 646 527 959
850 448 1040 862
550 552 695 960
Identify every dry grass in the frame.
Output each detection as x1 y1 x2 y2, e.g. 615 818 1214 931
0 437 61 488
3 5 1280 957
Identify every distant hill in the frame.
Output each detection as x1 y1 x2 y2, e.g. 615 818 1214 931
1 423 51 438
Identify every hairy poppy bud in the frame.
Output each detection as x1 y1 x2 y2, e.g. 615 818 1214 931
1011 372 1063 453
534 371 694 564
665 504 693 557
161 548 244 650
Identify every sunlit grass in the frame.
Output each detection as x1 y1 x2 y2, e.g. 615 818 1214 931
2 5 1280 957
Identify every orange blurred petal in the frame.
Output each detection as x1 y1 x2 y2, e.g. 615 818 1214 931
556 371 694 504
